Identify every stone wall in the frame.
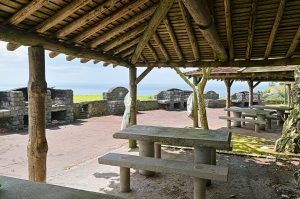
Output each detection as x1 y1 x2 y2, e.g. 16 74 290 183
138 100 159 111
205 91 219 100
205 99 226 108
103 87 128 101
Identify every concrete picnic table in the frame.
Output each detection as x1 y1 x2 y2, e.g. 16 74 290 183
251 105 292 125
0 175 124 199
224 107 275 129
113 125 231 174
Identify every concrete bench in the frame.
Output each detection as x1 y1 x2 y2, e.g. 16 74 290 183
0 175 123 199
219 116 266 133
99 153 228 199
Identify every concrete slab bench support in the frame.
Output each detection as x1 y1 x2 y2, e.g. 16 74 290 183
256 115 266 130
120 167 130 193
138 140 155 176
232 112 241 127
154 143 161 158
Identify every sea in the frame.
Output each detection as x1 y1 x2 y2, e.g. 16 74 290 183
0 81 269 97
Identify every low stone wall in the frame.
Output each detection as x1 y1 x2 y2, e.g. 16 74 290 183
73 99 160 119
205 99 226 108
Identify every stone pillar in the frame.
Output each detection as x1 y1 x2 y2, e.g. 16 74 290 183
129 67 137 148
138 141 155 176
27 46 48 182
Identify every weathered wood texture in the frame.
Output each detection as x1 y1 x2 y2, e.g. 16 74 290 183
247 80 254 106
27 46 48 182
129 66 137 148
224 79 233 128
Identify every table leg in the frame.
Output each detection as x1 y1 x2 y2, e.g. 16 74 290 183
277 110 285 126
257 114 266 130
194 146 212 199
154 143 161 159
120 167 130 192
138 141 155 176
232 112 242 127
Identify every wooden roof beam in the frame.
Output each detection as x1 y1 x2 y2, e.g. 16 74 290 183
6 42 22 51
80 58 90 63
164 17 184 61
137 67 154 84
90 5 158 49
245 0 257 60
66 55 76 61
146 43 158 61
6 0 50 25
113 37 140 55
153 32 170 61
56 0 119 38
102 24 146 52
35 0 90 33
131 0 175 64
134 57 300 68
178 1 200 61
182 0 228 61
264 0 287 59
49 51 60 58
286 26 300 58
224 0 234 60
93 60 100 64
73 0 149 43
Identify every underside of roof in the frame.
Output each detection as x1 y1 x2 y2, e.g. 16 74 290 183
184 66 295 81
0 0 300 68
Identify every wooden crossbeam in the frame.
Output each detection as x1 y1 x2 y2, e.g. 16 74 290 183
134 57 300 68
253 81 261 88
113 37 140 55
102 24 146 52
56 0 119 38
153 32 170 61
94 60 100 64
90 6 158 49
103 62 111 67
286 26 300 58
6 42 21 51
6 0 50 25
178 0 200 60
49 51 60 58
264 0 287 59
182 0 228 61
224 0 234 60
121 47 135 58
164 17 184 61
36 0 90 33
131 0 175 64
245 0 257 60
137 67 154 84
146 43 158 61
66 55 76 61
0 25 130 67
182 0 227 61
80 58 90 63
73 0 149 43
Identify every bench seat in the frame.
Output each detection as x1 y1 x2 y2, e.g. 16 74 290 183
219 116 266 133
99 153 228 199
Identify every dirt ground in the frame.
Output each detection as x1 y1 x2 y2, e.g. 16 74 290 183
0 109 299 198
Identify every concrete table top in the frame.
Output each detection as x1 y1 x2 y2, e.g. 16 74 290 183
0 176 124 199
251 105 292 111
224 107 275 115
113 125 231 150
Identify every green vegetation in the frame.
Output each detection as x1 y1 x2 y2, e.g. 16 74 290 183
261 82 286 103
231 134 298 158
73 95 154 103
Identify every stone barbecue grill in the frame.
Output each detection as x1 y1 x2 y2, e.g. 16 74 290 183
155 88 192 110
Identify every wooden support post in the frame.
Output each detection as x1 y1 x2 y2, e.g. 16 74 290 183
27 46 48 182
129 66 137 148
247 80 254 107
287 83 292 107
193 77 199 128
224 79 232 128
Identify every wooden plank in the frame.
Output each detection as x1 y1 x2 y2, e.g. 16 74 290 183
245 0 257 60
0 24 131 67
134 57 300 68
153 32 170 61
73 0 149 43
164 16 184 61
113 125 231 150
224 0 234 60
131 0 175 64
264 0 287 59
181 0 228 61
35 0 90 33
90 6 158 49
99 153 228 182
48 51 60 58
286 26 300 58
146 43 158 61
113 37 140 55
178 0 200 60
56 0 119 38
28 46 48 182
0 176 123 199
6 0 50 25
66 55 76 61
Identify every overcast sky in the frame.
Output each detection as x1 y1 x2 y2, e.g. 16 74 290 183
0 41 268 95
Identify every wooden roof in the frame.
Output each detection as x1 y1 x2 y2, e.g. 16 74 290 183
184 66 295 81
0 0 300 68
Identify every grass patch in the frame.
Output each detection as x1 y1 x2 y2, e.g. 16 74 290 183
74 95 154 103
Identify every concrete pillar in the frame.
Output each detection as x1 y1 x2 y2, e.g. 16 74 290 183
194 147 212 199
232 112 242 127
138 141 155 176
154 143 161 158
120 167 130 193
257 114 266 130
